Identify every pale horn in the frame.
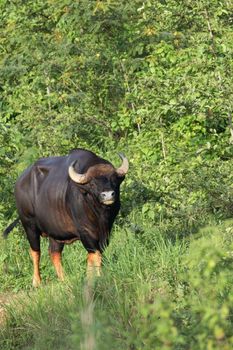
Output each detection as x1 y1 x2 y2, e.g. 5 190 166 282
116 153 129 176
68 162 89 184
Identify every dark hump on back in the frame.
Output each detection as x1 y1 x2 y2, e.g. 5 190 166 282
34 155 69 186
35 155 67 167
68 149 112 173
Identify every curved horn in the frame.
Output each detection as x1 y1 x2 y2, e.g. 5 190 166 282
116 153 129 176
68 162 89 184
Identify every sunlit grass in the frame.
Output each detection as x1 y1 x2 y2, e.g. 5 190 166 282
1 219 233 349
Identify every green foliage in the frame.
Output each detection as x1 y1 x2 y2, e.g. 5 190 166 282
0 0 233 349
0 0 233 227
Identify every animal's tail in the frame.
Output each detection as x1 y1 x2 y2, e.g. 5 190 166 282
3 218 20 238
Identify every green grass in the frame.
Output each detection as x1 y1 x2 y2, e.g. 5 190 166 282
1 219 233 349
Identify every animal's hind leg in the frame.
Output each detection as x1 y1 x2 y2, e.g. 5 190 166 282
30 248 41 287
48 238 65 281
22 221 41 287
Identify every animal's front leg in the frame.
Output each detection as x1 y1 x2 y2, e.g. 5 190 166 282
79 232 102 278
50 252 65 281
49 238 65 281
87 250 102 278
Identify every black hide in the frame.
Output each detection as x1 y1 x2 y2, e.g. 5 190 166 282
14 149 124 253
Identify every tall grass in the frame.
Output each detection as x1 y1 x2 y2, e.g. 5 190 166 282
1 219 233 349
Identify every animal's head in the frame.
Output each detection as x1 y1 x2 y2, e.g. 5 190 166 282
68 154 129 206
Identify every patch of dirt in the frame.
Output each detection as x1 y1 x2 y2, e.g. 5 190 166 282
0 293 17 325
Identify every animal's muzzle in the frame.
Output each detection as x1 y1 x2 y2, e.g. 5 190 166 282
100 191 115 205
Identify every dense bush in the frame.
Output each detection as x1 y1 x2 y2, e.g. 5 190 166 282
0 0 233 232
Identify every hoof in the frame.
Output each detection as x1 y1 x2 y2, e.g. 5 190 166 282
32 277 41 288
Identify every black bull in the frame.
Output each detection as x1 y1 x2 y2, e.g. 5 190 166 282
3 149 129 286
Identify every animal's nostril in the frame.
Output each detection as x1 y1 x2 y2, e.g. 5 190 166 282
101 191 115 201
